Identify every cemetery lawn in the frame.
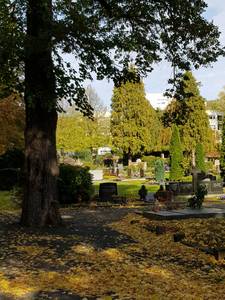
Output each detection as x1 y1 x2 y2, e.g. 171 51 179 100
0 191 19 210
0 208 225 299
93 180 159 197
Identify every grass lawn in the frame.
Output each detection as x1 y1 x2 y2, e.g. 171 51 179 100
93 180 159 197
0 191 19 210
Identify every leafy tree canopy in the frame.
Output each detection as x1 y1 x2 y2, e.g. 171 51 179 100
207 87 225 113
0 93 24 154
1 0 224 115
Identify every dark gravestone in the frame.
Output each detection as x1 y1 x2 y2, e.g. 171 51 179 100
200 181 211 193
99 182 118 201
168 182 179 194
199 181 223 194
211 182 223 194
179 182 193 195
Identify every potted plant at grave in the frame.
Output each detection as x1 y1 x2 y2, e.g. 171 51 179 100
188 184 207 209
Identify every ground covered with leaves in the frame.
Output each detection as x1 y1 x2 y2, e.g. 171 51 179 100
0 208 225 300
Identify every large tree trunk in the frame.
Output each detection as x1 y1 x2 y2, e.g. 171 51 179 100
21 0 61 226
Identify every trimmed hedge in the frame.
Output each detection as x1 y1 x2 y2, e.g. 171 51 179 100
58 164 94 204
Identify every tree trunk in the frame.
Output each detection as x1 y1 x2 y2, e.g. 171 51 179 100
123 150 132 166
20 0 61 226
192 149 196 168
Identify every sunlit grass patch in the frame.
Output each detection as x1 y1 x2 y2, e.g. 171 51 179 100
0 191 19 211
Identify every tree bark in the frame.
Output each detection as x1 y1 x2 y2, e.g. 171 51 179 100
20 0 61 226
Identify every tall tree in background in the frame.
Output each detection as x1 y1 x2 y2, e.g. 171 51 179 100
170 125 183 180
0 93 24 154
84 86 110 151
195 143 206 172
207 87 225 113
57 86 110 152
0 0 224 226
111 71 160 164
220 119 225 182
163 71 212 169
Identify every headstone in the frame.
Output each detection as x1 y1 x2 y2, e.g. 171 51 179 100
168 182 179 194
99 182 118 201
117 164 123 171
90 169 103 181
211 181 223 194
145 192 155 202
179 182 193 194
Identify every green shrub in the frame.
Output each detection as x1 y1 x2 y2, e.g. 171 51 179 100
72 149 92 162
0 191 20 210
188 184 207 209
0 148 24 169
195 143 206 172
0 168 20 190
170 125 183 180
58 164 94 204
154 159 164 182
142 156 160 168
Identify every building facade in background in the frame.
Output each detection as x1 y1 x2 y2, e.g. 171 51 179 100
206 110 224 132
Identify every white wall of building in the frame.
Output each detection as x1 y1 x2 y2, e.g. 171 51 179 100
206 110 224 132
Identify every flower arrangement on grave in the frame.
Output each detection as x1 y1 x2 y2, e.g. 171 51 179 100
188 184 207 209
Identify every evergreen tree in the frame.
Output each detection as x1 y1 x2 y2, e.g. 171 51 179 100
195 143 206 172
220 119 225 181
179 72 211 156
111 74 160 164
163 71 212 169
170 125 183 180
154 159 165 183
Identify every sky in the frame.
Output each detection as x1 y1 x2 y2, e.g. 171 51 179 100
85 0 225 109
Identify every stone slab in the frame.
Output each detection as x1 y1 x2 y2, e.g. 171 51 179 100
142 207 225 220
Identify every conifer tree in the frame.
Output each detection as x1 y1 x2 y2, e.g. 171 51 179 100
164 71 211 169
195 143 206 172
179 72 211 153
220 119 225 181
111 71 160 164
170 125 183 180
155 159 165 183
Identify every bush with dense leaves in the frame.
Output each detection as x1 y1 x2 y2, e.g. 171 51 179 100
0 168 20 190
0 148 24 169
188 184 207 209
58 164 94 204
